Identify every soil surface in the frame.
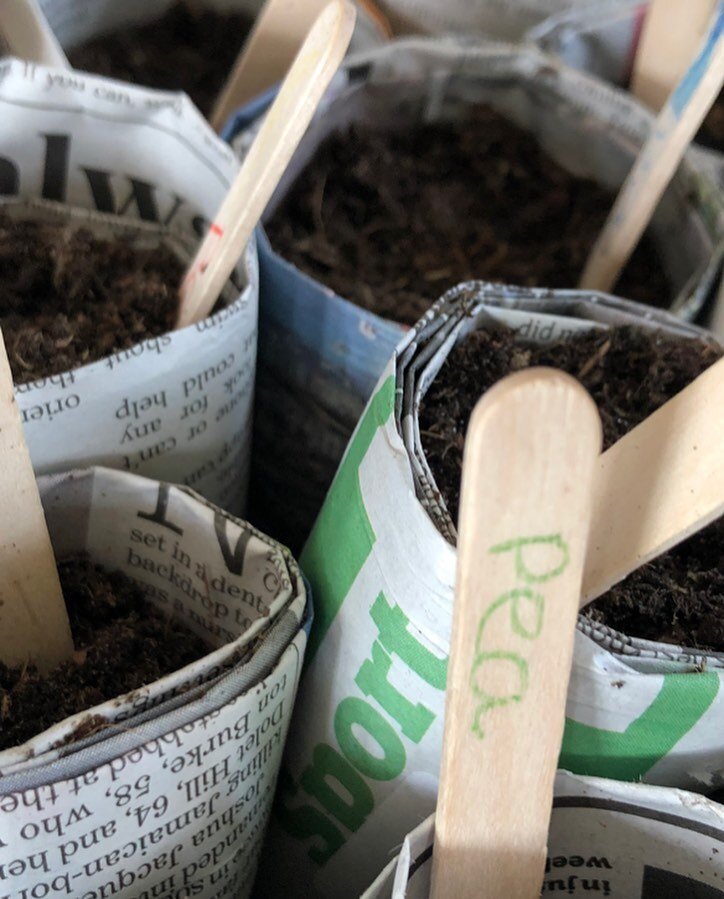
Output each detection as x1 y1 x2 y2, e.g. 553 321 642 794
0 215 181 383
699 91 724 152
267 107 673 325
0 556 209 750
419 325 724 652
68 1 252 116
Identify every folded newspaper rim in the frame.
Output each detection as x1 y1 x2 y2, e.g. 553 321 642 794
360 772 724 898
0 466 309 899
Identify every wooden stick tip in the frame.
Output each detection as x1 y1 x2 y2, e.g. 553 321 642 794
467 366 602 448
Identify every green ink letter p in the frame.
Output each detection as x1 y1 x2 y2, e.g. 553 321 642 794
490 534 570 584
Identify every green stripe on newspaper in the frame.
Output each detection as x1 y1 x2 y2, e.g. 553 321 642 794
561 671 719 781
301 376 395 664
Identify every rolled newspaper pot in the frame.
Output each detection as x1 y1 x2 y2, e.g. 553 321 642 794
0 465 309 899
258 285 724 898
530 0 646 87
0 59 257 515
229 37 724 550
37 0 386 123
361 773 724 897
530 1 724 189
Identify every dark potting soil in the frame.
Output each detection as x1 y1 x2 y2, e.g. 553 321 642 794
0 215 182 384
68 1 252 116
419 325 724 652
699 91 724 153
267 108 672 326
0 556 209 750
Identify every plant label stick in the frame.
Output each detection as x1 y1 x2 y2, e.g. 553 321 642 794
583 354 724 603
210 0 390 132
0 0 68 67
177 0 356 328
579 4 724 294
0 329 73 672
632 0 717 111
430 369 602 899
210 0 331 132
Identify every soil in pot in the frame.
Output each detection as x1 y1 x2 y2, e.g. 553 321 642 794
699 91 724 153
68 1 253 116
419 325 724 652
267 106 673 325
0 214 183 384
0 555 209 750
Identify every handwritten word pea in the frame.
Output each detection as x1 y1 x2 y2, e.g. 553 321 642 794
470 534 570 738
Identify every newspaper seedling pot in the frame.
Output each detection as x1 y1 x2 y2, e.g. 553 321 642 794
530 1 653 88
530 1 724 195
0 60 259 515
361 772 724 898
3 198 256 514
0 465 310 899
228 37 724 551
64 2 257 118
38 0 386 124
258 285 724 899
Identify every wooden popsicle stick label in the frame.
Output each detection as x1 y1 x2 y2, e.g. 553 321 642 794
583 353 724 604
0 0 68 67
210 0 391 132
181 222 225 300
632 0 717 111
0 328 73 672
469 534 570 740
210 0 334 132
430 369 601 899
579 4 724 294
177 0 356 328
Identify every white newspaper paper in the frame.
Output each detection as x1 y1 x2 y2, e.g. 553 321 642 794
374 0 606 41
361 773 724 898
259 286 724 898
0 59 258 514
529 0 643 86
529 1 724 196
0 466 310 899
